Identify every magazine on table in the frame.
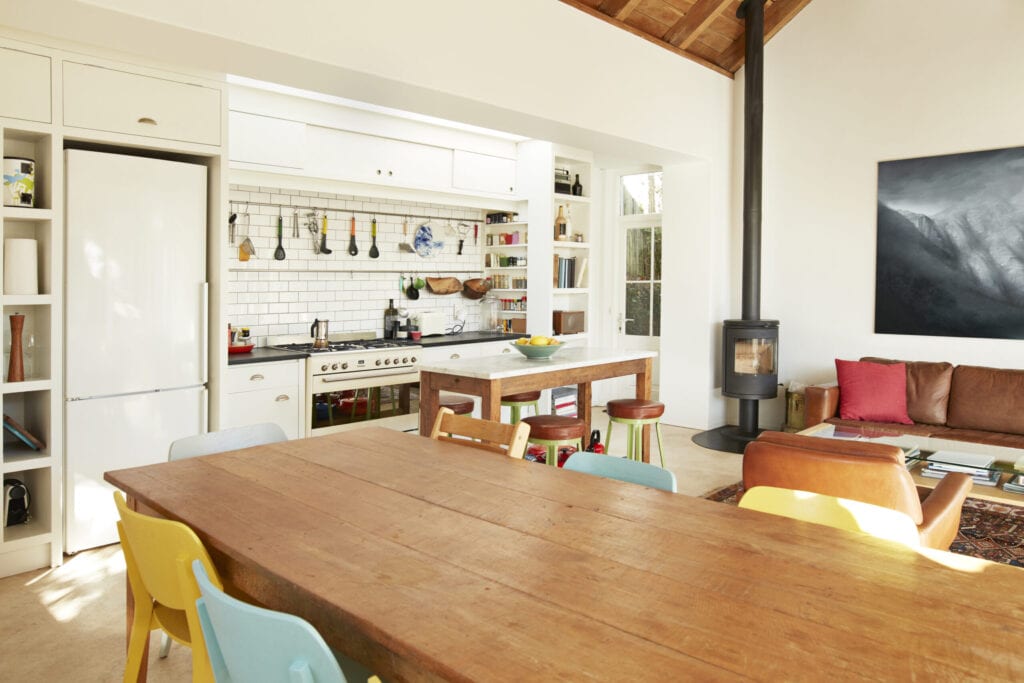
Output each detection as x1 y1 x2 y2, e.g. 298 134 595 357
921 466 1000 487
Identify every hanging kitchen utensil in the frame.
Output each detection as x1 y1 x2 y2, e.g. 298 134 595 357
346 215 357 256
320 213 333 255
274 212 286 260
292 210 299 238
369 217 380 258
307 211 320 254
406 276 420 300
462 278 490 299
239 236 255 261
426 276 461 295
473 223 478 246
414 223 443 257
228 208 237 245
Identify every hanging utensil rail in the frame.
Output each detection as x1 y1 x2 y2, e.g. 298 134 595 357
231 200 485 224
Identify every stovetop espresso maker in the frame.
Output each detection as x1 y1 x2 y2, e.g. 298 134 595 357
310 318 330 349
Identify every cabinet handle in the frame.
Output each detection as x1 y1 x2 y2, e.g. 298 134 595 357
502 348 511 354
450 353 461 360
376 169 382 175
388 170 393 176
249 373 265 382
275 394 290 402
137 117 157 125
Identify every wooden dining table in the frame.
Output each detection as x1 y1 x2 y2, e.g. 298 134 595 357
418 347 657 461
106 428 1024 681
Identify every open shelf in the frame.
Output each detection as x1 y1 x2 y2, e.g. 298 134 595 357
554 288 590 294
2 129 53 210
2 466 51 542
1 305 52 383
2 208 52 221
2 447 51 472
553 241 590 249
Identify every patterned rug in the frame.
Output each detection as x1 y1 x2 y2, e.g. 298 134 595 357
703 482 1024 567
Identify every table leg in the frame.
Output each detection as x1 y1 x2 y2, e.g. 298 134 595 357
480 381 502 422
126 495 149 682
577 381 592 436
636 358 653 464
419 372 439 436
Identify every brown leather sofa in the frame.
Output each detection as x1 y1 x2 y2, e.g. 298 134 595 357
743 431 973 549
805 358 1024 449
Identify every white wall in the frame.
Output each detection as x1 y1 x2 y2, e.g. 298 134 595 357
755 0 1024 400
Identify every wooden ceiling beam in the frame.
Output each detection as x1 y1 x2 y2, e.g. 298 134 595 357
558 0 734 77
722 0 814 72
664 0 733 49
598 0 645 20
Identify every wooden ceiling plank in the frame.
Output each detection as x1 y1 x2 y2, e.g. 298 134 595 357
665 0 733 49
558 0 734 77
723 0 814 72
614 0 646 20
598 0 631 15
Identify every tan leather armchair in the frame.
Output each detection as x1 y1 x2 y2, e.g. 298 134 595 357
742 431 973 550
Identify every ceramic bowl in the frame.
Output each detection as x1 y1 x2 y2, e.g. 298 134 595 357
509 341 565 361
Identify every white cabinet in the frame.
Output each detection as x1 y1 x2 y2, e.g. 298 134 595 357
222 361 303 439
63 61 221 146
305 126 453 190
229 111 305 169
453 150 516 195
0 47 51 123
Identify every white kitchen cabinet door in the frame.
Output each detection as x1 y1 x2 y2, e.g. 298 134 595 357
222 361 303 439
0 46 51 123
63 61 221 146
229 111 306 169
305 126 453 190
452 150 516 195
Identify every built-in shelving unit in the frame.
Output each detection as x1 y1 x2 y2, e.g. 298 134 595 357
482 217 529 331
551 148 592 335
0 114 64 576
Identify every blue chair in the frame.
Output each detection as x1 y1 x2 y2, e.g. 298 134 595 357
563 451 677 492
192 560 348 683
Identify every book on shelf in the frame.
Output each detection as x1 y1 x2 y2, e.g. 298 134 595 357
553 255 577 288
575 257 588 288
920 466 1000 487
1003 474 1024 494
3 414 45 451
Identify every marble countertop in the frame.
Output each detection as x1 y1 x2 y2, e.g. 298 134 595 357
417 347 656 380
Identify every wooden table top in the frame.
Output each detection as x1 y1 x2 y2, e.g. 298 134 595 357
106 428 1024 681
416 346 657 379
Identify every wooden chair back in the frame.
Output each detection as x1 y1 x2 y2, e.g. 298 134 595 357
430 407 531 459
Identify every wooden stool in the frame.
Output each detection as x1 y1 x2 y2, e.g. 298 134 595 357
606 399 666 467
522 415 586 467
501 390 541 423
439 394 475 416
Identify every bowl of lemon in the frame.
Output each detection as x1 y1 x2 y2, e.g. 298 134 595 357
510 336 565 360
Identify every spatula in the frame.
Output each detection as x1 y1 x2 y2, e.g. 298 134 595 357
369 217 380 258
320 213 333 255
347 216 357 256
274 214 286 260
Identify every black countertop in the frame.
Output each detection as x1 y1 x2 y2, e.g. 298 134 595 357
227 332 528 365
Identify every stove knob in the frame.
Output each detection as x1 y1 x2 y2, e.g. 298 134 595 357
321 364 329 372
342 362 348 370
411 356 417 363
376 359 382 366
384 358 391 365
331 363 339 370
395 357 401 365
402 357 408 364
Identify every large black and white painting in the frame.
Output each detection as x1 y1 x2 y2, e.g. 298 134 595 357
876 146 1024 339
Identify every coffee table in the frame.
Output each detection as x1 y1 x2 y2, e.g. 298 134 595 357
800 422 1024 504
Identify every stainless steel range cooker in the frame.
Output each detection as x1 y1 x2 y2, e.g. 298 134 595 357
269 338 423 436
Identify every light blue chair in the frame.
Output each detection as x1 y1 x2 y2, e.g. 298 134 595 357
192 559 348 683
563 451 677 493
169 422 287 461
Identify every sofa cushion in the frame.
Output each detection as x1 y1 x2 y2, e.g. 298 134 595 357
835 359 913 424
825 418 941 438
946 365 1024 435
860 357 954 425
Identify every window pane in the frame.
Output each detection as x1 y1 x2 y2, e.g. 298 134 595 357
652 282 661 337
625 283 651 335
626 228 652 281
653 227 662 281
621 172 663 215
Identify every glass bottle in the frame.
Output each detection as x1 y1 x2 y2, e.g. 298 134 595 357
554 205 568 241
384 298 398 339
572 174 583 196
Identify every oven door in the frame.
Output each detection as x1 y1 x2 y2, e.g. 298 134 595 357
309 369 420 436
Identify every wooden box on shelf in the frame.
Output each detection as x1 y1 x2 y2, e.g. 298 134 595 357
553 310 585 335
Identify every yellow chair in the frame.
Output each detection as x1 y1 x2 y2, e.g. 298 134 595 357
114 491 222 682
430 407 531 459
738 485 921 547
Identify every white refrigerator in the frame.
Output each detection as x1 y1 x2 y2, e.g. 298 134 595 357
64 150 208 553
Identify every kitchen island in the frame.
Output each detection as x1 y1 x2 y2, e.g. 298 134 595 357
418 347 657 460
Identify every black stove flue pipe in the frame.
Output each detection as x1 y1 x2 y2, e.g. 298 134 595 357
738 0 765 435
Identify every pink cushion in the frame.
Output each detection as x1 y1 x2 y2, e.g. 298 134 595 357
835 359 913 424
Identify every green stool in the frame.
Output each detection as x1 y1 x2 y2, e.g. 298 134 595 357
501 390 542 423
522 415 586 467
606 399 666 467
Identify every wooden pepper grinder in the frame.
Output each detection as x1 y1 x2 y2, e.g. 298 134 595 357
8 312 25 382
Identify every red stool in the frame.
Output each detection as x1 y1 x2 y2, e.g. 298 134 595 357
606 399 666 466
522 415 586 467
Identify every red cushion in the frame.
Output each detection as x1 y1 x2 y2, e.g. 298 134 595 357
835 359 913 424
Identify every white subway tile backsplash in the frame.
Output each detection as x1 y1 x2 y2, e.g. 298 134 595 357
227 183 488 345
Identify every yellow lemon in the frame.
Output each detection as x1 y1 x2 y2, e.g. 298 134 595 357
530 336 549 346
515 338 530 345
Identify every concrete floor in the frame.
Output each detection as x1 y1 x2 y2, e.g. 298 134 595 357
0 421 741 681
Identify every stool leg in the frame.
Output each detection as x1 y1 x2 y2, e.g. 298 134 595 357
547 443 557 467
606 419 613 456
530 401 539 418
655 421 666 468
510 404 521 423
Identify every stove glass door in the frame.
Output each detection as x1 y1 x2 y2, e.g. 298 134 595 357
312 380 419 431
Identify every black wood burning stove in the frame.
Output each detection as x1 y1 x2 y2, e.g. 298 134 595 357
694 0 780 454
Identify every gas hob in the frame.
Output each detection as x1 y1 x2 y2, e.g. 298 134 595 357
270 339 422 376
